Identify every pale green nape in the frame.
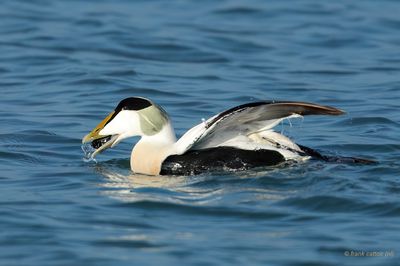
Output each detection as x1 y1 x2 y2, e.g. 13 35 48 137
138 104 169 135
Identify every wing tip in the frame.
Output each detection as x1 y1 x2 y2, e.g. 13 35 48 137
325 106 346 116
275 102 346 116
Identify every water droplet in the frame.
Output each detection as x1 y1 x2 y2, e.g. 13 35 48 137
81 143 97 163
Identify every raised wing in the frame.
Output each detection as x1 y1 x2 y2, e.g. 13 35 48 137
174 101 344 154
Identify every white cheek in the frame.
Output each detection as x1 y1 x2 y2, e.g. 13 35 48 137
100 110 141 136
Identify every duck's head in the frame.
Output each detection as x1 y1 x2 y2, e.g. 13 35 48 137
82 97 170 158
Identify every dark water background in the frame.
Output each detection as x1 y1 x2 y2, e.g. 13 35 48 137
1 0 400 265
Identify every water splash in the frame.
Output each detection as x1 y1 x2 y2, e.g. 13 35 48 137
81 143 97 163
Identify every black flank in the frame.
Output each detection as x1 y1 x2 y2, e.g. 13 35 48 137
161 146 285 175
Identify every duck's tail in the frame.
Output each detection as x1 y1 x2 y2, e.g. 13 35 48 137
298 145 376 164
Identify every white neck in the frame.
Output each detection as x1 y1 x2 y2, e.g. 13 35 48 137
130 123 177 175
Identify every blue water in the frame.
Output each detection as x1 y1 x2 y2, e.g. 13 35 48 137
1 0 400 265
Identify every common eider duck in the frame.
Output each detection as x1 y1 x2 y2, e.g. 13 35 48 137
82 97 366 176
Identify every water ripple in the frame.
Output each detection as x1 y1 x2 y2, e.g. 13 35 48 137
280 196 400 217
111 200 289 220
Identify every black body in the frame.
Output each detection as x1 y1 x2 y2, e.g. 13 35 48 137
160 146 285 175
160 145 374 176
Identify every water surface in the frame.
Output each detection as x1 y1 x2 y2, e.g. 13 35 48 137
1 0 400 265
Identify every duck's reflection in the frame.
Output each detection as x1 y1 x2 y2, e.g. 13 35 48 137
91 161 293 204
95 164 189 188
92 162 225 204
